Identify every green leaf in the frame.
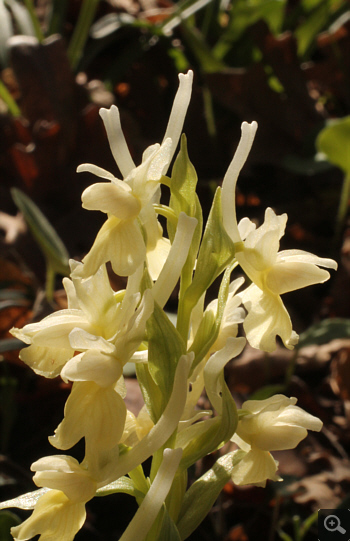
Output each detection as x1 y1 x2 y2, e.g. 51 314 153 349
0 511 21 541
169 135 202 240
11 188 69 275
213 0 286 60
169 135 204 341
189 262 235 371
146 303 186 420
135 362 165 424
316 116 350 174
11 188 70 299
180 21 226 73
295 1 332 57
177 377 238 472
96 476 143 498
146 507 182 541
298 318 350 347
177 450 244 540
183 187 235 312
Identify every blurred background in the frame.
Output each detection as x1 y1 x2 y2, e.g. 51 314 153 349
0 0 350 539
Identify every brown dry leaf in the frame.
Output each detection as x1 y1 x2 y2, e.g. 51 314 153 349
330 344 350 419
287 456 350 509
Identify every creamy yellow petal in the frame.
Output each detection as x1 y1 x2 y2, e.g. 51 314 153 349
221 121 258 243
162 70 193 162
49 382 126 454
81 216 146 278
241 285 296 352
32 456 96 503
231 448 280 487
11 490 86 541
266 261 331 295
61 350 122 388
19 345 73 378
99 105 136 178
81 181 140 219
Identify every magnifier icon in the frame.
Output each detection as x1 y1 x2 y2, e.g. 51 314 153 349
324 515 347 534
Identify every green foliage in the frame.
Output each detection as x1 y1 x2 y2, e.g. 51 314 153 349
177 450 244 540
317 117 350 174
147 303 186 419
298 317 350 347
11 188 70 300
0 511 21 541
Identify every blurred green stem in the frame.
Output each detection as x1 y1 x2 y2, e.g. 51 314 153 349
45 261 55 302
336 172 350 239
23 0 44 42
67 0 101 71
48 0 69 35
0 80 21 117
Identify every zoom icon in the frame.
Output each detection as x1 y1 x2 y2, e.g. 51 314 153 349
319 510 350 540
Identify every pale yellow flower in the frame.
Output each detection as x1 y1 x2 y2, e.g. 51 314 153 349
10 262 119 378
231 394 323 487
221 123 337 351
76 71 193 278
11 456 97 541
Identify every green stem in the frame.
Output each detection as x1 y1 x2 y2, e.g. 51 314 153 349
128 464 149 504
23 0 44 42
45 261 55 302
176 294 195 344
67 0 101 71
48 0 69 35
0 80 21 117
153 204 178 227
336 172 350 240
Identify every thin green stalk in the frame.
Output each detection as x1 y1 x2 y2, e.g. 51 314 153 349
45 261 55 302
48 0 69 35
67 0 100 71
336 172 350 240
0 80 21 117
153 204 178 228
22 0 44 42
202 85 216 138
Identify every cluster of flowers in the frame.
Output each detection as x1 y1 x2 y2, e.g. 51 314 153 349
2 71 337 541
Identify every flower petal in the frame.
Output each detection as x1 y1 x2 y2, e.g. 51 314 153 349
241 285 297 352
266 261 331 295
231 448 281 487
81 181 140 219
32 456 96 503
162 70 193 163
99 105 136 178
11 490 86 541
221 121 258 243
80 216 146 278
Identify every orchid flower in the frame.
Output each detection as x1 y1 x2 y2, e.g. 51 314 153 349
75 71 193 278
221 122 338 351
231 394 323 487
10 262 119 378
10 456 98 541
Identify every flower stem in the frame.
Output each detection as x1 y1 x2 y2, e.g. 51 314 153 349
336 172 350 240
